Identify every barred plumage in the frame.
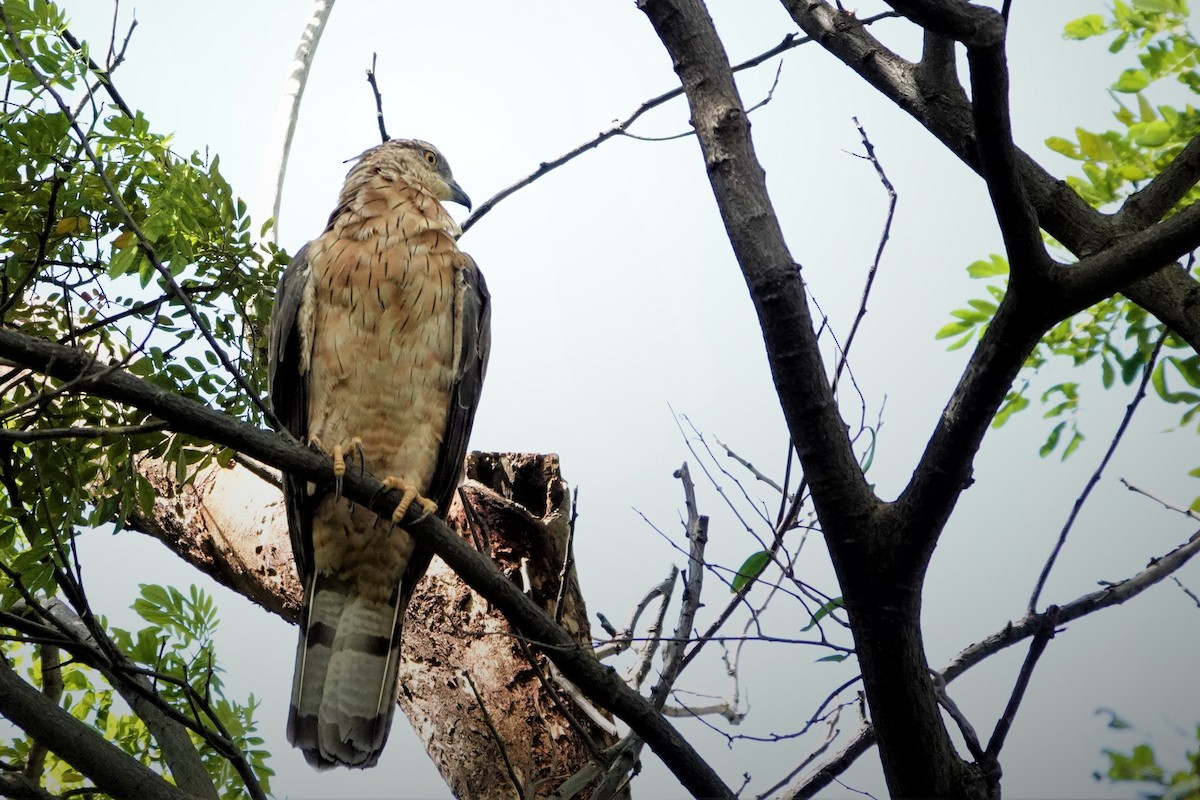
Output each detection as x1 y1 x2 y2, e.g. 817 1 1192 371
268 139 489 769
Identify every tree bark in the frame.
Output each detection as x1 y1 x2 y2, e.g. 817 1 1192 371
397 453 620 799
127 450 617 798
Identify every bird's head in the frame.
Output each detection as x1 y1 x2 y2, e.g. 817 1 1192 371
345 139 472 211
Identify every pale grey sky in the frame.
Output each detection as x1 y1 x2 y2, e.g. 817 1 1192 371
45 1 1200 798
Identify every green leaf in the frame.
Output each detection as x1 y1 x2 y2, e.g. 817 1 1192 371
1045 136 1081 159
1062 430 1085 460
731 551 770 593
1133 119 1172 146
1114 69 1152 93
1132 0 1180 11
1064 14 1108 39
966 253 1010 278
1137 92 1158 122
1077 128 1108 159
815 653 851 663
802 597 844 632
1039 422 1065 458
935 320 972 340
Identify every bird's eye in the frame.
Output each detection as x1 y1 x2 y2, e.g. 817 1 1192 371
424 151 437 166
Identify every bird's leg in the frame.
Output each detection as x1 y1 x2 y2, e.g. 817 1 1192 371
381 477 437 526
308 435 362 500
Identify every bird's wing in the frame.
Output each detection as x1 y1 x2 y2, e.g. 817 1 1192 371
430 253 491 512
268 243 316 579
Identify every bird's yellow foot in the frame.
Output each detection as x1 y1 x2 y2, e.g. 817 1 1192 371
310 435 364 500
381 477 437 524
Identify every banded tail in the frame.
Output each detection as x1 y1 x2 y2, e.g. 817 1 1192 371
287 573 405 769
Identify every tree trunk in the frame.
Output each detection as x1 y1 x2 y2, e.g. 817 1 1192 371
129 449 618 798
398 453 620 799
838 568 989 799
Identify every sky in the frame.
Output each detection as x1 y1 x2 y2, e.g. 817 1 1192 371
28 1 1200 798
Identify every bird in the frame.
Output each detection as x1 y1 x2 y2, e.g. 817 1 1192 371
267 138 489 769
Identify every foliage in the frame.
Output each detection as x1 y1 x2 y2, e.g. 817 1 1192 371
937 0 1200 506
0 584 273 799
0 0 280 794
1095 710 1200 800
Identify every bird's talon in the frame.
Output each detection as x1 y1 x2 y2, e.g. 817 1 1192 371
352 437 365 478
381 477 436 525
411 497 438 524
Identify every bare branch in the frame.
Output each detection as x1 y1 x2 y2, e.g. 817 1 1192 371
266 0 336 242
0 659 197 800
984 608 1058 761
365 52 388 143
832 118 898 399
0 420 168 443
1029 332 1166 612
786 524 1200 795
1121 478 1200 521
0 324 733 800
460 12 900 234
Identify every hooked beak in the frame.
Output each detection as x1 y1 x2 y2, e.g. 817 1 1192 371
445 178 472 211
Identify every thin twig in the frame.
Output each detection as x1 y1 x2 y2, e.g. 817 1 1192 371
1173 576 1200 608
460 13 900 233
267 0 336 243
1029 331 1167 612
463 670 526 799
984 607 1058 761
365 52 388 143
0 420 168 443
1120 478 1200 521
832 118 897 399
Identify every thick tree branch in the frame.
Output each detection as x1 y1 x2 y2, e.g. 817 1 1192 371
894 296 1043 570
0 658 198 800
883 0 1004 47
1116 135 1200 231
788 525 1200 796
782 0 1200 354
0 326 732 800
963 36 1051 279
635 0 877 537
1054 199 1200 311
637 2 984 796
33 599 222 800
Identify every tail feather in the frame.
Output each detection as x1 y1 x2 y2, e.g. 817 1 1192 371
287 573 405 769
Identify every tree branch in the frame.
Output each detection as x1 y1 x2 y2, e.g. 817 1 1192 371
786 524 1200 796
1055 199 1200 313
1116 129 1200 232
31 599 223 800
459 11 901 235
781 0 1200 353
0 658 199 800
636 0 876 535
962 30 1052 279
0 325 733 800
